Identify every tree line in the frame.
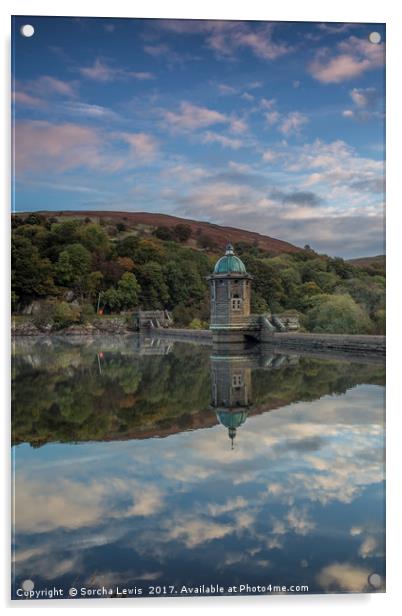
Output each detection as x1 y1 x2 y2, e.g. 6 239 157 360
11 213 385 334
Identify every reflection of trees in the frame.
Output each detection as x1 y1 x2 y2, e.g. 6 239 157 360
12 339 385 447
252 357 385 409
12 342 211 446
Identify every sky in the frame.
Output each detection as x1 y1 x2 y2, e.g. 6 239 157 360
12 16 385 258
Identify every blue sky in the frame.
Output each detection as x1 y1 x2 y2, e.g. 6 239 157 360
12 17 385 257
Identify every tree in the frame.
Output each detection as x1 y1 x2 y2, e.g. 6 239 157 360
55 243 92 298
12 236 56 306
174 224 192 242
153 226 174 241
304 294 372 334
78 223 110 253
116 272 140 310
137 261 169 309
116 257 135 272
102 288 121 312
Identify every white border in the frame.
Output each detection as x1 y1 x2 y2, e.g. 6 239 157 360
1 1 401 614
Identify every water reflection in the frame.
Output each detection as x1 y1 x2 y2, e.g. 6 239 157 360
12 336 385 597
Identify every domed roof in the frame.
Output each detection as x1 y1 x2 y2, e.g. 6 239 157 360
216 409 248 429
213 244 247 274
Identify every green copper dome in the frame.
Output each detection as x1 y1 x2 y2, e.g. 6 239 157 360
216 409 248 429
213 244 247 274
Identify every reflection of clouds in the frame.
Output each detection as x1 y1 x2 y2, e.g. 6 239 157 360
167 516 233 548
15 477 165 533
316 562 371 592
13 383 385 588
13 540 82 581
286 507 316 536
207 496 247 516
358 536 379 559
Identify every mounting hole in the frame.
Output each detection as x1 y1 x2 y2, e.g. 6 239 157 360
21 579 35 591
369 32 381 44
368 573 382 589
20 24 35 38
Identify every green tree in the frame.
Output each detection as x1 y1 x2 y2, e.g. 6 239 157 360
117 272 141 310
56 243 92 298
12 236 56 306
102 288 121 312
174 223 192 242
78 223 110 253
304 294 372 334
137 261 169 309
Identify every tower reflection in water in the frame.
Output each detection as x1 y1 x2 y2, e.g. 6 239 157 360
210 346 300 449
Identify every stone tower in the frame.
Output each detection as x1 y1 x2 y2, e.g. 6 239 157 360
207 244 252 341
210 352 252 449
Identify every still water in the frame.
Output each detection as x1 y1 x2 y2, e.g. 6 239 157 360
12 335 385 598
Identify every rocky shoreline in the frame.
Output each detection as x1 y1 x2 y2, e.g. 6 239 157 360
12 316 133 336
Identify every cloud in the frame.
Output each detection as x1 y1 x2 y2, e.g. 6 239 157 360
13 91 43 108
230 117 248 133
316 562 371 592
358 536 379 558
262 149 278 162
162 101 228 132
207 497 248 516
309 35 385 83
33 75 77 97
273 190 323 207
260 99 308 136
342 88 383 121
156 20 293 62
279 111 309 136
61 101 120 121
15 121 112 174
265 111 281 126
350 87 379 109
163 135 383 256
202 131 243 150
116 132 160 162
13 75 77 108
217 83 237 95
167 515 233 548
79 58 154 82
14 121 160 175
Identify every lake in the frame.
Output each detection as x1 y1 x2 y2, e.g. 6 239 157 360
11 335 385 599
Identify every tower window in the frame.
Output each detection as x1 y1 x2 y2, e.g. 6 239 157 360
231 298 242 311
232 374 243 387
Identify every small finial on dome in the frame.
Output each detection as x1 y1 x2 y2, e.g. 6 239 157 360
225 243 234 256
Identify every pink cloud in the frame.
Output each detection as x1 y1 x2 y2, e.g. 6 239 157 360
13 91 44 109
14 121 123 174
13 76 77 109
79 58 117 82
79 58 154 82
116 132 160 162
202 131 243 150
163 102 228 132
279 112 309 136
36 76 76 97
309 36 384 83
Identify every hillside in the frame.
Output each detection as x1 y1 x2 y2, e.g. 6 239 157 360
347 255 385 276
19 210 302 255
11 210 385 335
